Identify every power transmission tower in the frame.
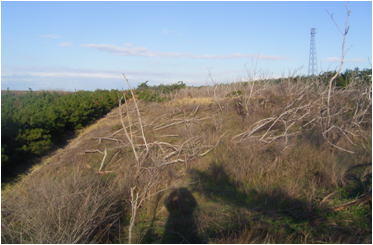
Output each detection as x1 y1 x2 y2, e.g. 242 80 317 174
308 28 317 76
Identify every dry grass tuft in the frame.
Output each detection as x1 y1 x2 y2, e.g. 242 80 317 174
169 97 215 106
2 166 127 243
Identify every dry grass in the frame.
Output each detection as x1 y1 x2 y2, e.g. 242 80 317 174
169 97 215 106
2 75 371 243
2 166 127 243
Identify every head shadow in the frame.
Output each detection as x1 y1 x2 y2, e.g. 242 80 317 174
161 187 205 244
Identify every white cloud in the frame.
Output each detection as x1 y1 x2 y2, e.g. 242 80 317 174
2 69 119 81
2 67 204 83
82 43 286 60
325 57 366 63
40 34 60 39
2 65 283 91
1 67 210 90
28 71 120 79
57 42 73 47
161 28 179 36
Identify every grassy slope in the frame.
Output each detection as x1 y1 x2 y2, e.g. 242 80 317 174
2 79 372 244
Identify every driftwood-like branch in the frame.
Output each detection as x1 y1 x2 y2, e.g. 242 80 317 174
119 97 140 166
98 147 108 172
333 193 371 211
232 117 276 142
326 8 351 128
110 128 124 137
158 134 180 138
232 68 369 154
199 132 226 157
320 191 338 205
94 137 121 144
191 104 200 116
128 186 139 244
122 73 149 152
84 149 104 154
153 117 210 131
159 158 185 167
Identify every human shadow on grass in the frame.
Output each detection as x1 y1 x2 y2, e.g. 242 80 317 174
188 162 371 243
188 162 323 223
161 188 204 244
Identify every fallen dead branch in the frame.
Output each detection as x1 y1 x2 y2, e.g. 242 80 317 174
320 191 338 205
153 116 210 131
98 147 108 172
112 74 226 243
94 137 122 144
85 149 104 154
333 194 371 211
199 132 227 157
232 78 371 154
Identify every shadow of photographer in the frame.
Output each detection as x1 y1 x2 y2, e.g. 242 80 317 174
161 188 204 244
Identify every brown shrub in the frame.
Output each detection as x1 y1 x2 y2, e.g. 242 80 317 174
2 166 128 243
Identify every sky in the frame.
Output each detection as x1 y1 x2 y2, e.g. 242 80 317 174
1 1 372 90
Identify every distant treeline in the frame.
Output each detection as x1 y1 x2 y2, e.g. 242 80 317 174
319 68 372 87
271 68 372 86
136 81 186 102
2 89 121 181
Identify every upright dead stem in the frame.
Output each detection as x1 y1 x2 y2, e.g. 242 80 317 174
128 187 139 244
326 7 351 127
98 147 108 172
119 97 140 166
208 70 223 113
124 94 134 142
122 74 149 152
115 83 227 242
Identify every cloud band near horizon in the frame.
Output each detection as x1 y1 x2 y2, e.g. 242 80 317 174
82 43 286 60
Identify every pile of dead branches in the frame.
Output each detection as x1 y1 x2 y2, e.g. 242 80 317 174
85 75 225 243
232 79 372 154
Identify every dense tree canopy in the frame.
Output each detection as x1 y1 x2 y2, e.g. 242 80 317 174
136 81 186 102
1 90 121 180
2 82 187 181
319 68 372 87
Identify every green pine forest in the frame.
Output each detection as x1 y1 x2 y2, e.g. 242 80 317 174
1 90 121 181
1 81 187 182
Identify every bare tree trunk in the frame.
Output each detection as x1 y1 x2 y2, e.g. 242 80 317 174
326 7 351 128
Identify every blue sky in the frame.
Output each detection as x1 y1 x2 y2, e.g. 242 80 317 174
2 1 371 90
